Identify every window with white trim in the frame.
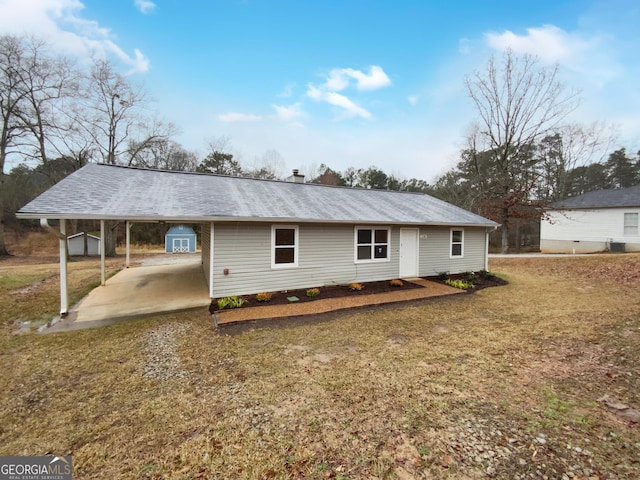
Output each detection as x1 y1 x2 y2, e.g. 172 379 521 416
624 213 638 236
271 225 298 268
450 229 464 258
355 227 390 262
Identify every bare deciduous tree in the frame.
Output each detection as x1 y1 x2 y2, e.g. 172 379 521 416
83 58 147 165
15 37 78 167
247 149 286 180
465 49 580 253
535 122 616 202
0 35 28 255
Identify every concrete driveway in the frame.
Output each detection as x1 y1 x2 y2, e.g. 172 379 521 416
44 255 210 332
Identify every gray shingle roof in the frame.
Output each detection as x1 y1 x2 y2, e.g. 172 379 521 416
17 163 497 227
551 185 640 209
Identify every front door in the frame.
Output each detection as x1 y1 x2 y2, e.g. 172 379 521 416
399 228 419 277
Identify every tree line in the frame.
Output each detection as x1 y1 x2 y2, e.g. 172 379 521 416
2 37 638 256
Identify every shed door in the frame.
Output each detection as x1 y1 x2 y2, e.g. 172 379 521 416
399 228 419 278
173 238 189 253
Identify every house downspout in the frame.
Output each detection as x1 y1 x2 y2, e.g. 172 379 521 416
40 218 68 316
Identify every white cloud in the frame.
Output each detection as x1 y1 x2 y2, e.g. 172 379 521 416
303 65 388 120
408 96 418 106
134 0 155 14
272 103 304 122
483 23 622 88
218 113 262 122
324 65 391 91
306 85 371 119
105 41 149 74
485 25 593 64
0 0 150 74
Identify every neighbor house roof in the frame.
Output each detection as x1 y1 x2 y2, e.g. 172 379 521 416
551 185 640 209
17 163 497 227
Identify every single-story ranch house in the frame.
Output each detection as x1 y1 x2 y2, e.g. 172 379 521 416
17 163 498 316
540 185 640 253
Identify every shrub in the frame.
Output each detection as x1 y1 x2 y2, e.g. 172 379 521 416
255 292 272 302
461 271 477 284
306 288 320 297
348 282 364 291
479 269 496 280
389 279 404 287
437 271 450 281
445 279 474 290
217 295 245 310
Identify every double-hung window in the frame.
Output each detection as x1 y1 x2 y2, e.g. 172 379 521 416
450 229 464 258
624 213 639 236
355 227 390 262
272 225 298 268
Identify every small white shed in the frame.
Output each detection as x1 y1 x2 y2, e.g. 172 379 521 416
67 232 101 256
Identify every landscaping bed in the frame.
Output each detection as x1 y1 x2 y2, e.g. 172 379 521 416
210 278 424 313
434 271 509 291
210 272 507 313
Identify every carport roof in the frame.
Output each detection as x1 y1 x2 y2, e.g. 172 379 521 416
17 163 497 227
551 185 640 209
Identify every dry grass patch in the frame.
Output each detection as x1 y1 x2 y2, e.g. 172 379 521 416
0 252 639 479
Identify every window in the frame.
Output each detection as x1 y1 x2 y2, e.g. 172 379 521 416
355 227 390 262
450 229 464 258
624 213 638 236
271 225 298 268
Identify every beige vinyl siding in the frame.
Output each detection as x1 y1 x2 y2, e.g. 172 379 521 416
418 227 486 276
211 223 401 297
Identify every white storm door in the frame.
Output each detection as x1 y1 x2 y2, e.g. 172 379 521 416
399 228 419 278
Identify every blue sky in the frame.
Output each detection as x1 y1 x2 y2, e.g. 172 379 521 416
0 0 638 181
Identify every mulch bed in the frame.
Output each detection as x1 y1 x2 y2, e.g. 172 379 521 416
439 273 509 291
210 279 424 313
210 274 508 313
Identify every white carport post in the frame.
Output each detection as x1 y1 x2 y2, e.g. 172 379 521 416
59 219 68 316
100 220 106 286
39 218 68 316
125 220 131 268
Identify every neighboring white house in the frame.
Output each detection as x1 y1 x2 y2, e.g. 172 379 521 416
540 185 640 253
17 163 498 311
67 232 101 256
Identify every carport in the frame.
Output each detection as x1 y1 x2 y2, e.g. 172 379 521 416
43 256 210 331
26 216 212 320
